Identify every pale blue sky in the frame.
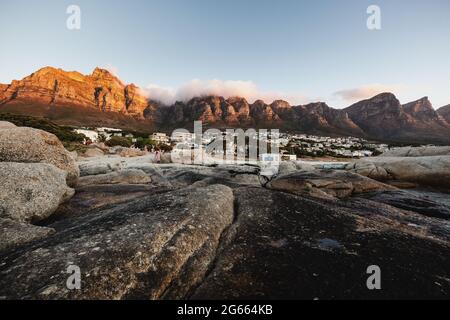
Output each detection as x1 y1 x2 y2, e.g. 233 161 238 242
0 0 449 108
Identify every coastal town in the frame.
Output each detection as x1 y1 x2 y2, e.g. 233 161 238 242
73 126 390 161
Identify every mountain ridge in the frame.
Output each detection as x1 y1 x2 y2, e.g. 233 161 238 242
1 66 450 144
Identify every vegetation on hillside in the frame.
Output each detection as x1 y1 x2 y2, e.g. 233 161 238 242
105 136 133 148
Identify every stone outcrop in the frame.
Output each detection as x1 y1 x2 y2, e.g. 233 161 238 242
0 127 80 186
267 170 394 199
82 147 105 158
346 156 450 188
0 184 234 300
77 169 152 187
381 146 450 157
111 146 147 158
0 162 74 223
77 157 262 189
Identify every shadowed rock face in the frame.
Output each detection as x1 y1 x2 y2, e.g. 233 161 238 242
358 189 450 220
192 187 450 299
344 94 450 143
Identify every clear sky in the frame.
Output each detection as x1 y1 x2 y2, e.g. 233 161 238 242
0 0 449 108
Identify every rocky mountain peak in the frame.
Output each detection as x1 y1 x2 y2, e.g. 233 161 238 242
0 67 148 117
370 92 399 103
252 99 267 106
437 104 450 123
403 97 434 113
270 100 291 109
345 92 402 115
304 102 329 111
90 67 123 85
32 66 59 75
402 97 445 123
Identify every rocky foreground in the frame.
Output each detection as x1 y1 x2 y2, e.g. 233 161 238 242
0 123 449 299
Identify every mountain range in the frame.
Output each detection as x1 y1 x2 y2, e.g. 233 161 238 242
1 66 450 144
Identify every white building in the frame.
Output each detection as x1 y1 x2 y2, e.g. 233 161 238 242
74 129 99 143
171 131 195 143
282 154 297 161
97 127 122 133
150 132 170 144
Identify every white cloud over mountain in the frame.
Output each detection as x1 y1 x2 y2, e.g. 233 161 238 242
143 79 309 106
333 84 407 103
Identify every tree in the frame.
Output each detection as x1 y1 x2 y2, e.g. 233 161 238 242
133 137 157 150
106 136 132 148
98 133 107 143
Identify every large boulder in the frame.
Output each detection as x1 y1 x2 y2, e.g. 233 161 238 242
78 157 174 188
277 161 298 175
0 163 74 223
0 184 234 299
78 160 118 176
0 121 16 130
0 127 79 186
381 146 450 157
293 161 316 171
192 187 450 299
77 169 152 187
109 146 146 158
344 161 391 181
82 147 105 158
346 156 450 188
77 155 156 176
267 170 394 199
157 164 262 188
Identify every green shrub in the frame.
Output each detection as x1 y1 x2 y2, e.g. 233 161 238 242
106 136 133 148
132 137 159 150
